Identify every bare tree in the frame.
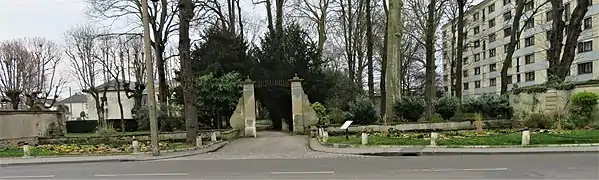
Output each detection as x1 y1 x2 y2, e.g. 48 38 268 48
97 36 128 132
85 0 179 104
65 25 110 128
290 0 332 54
384 0 402 122
547 0 590 82
179 0 199 144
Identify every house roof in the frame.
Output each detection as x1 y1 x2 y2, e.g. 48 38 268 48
94 79 136 90
56 93 87 104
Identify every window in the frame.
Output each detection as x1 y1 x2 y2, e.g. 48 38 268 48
516 40 521 49
482 9 486 20
525 54 535 64
463 57 468 65
578 62 593 74
504 12 512 21
490 63 497 71
525 1 534 11
578 41 593 53
444 75 448 81
475 81 481 88
524 18 534 29
473 40 480 48
474 26 480 34
443 64 447 70
503 0 511 6
482 41 486 50
489 19 496 28
475 67 481 75
463 70 469 77
490 78 497 86
517 74 521 82
584 17 592 30
525 71 535 81
489 33 496 42
464 82 469 90
473 12 479 21
504 27 512 37
474 53 481 61
525 36 535 47
546 11 553 22
488 3 495 13
507 75 513 84
489 48 496 57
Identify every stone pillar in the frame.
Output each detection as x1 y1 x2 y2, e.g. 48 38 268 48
430 132 439 147
361 132 368 145
521 130 530 146
243 79 257 137
290 76 304 134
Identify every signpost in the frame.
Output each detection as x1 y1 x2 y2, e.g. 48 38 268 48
340 121 353 140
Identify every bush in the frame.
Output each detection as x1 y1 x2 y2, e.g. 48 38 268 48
393 96 425 122
463 94 511 118
435 96 460 120
136 104 185 132
523 113 553 129
47 122 64 137
461 97 482 113
571 91 599 120
310 102 330 126
347 96 378 125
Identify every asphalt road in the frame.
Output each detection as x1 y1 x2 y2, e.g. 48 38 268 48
0 153 597 179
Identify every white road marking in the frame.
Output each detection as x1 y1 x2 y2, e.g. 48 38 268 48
396 168 508 172
270 171 335 175
0 175 55 179
94 173 189 177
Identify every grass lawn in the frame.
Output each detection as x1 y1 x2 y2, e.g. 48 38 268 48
65 131 150 137
327 130 599 146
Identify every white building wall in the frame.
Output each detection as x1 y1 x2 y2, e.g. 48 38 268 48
86 91 136 121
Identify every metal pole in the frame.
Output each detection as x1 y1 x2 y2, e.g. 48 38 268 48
141 0 160 156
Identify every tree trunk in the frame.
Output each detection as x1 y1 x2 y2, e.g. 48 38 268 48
424 0 437 121
153 36 168 104
115 80 126 132
500 0 524 94
366 0 374 101
179 0 198 144
384 0 402 123
551 0 590 81
275 0 284 34
265 0 274 33
455 0 465 99
380 13 388 118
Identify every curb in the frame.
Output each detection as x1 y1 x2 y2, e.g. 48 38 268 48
308 138 599 156
0 141 229 167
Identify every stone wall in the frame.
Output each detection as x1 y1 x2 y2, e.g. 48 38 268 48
324 119 510 133
0 110 65 139
510 84 599 116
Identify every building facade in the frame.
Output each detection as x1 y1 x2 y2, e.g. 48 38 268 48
442 0 599 99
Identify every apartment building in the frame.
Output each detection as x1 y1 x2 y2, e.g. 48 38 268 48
442 0 599 99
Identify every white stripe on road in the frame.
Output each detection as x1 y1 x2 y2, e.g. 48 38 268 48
0 175 55 179
270 171 335 175
396 168 508 172
94 173 189 177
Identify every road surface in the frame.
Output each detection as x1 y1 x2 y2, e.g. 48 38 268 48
0 153 597 179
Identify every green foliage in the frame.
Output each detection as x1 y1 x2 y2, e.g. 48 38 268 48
328 108 351 125
47 122 64 137
570 91 599 120
310 102 330 126
435 96 460 120
512 80 599 95
195 72 243 128
189 26 252 77
393 96 425 122
523 113 553 129
462 94 511 118
347 96 378 125
97 126 118 137
136 104 185 132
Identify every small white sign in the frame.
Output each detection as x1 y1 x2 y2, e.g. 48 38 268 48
340 121 353 130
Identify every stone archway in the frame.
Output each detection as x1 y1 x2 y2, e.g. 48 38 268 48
228 76 318 137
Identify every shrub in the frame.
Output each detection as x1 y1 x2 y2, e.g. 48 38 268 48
393 96 425 122
347 96 378 125
47 122 64 137
435 96 460 120
523 113 553 129
461 97 481 113
478 94 512 118
310 102 330 126
136 104 185 131
328 108 351 125
571 91 599 120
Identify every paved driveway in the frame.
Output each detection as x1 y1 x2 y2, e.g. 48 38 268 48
168 131 360 160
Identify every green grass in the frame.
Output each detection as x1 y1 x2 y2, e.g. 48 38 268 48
66 131 150 137
328 130 599 146
0 142 196 158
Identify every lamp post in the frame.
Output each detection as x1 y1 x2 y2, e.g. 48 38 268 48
142 0 160 156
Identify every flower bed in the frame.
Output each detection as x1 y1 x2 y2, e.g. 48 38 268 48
0 141 194 158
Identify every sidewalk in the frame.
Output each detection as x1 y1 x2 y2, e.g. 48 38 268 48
0 141 229 167
309 138 599 156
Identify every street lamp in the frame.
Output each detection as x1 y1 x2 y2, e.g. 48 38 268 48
141 0 160 156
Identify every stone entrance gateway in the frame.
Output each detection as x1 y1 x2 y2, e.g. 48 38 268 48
229 75 318 137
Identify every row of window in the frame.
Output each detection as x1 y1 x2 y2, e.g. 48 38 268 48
448 62 594 90
473 0 592 23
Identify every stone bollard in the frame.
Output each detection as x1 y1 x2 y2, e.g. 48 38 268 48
521 130 530 146
196 135 203 147
132 138 140 154
430 132 439 147
318 128 324 138
361 132 368 145
322 131 329 143
211 131 218 142
22 143 31 158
